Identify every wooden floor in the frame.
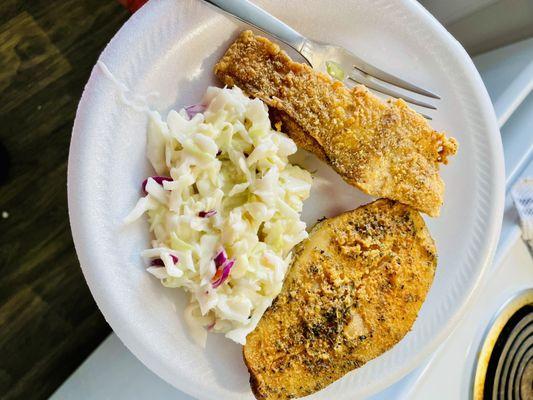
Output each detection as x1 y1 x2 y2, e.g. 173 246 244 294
0 2 128 399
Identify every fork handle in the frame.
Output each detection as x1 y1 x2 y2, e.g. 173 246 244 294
203 0 306 51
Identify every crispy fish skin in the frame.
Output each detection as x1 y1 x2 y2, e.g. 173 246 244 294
243 199 437 400
215 30 458 217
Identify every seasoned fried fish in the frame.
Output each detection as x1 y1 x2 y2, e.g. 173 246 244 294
269 108 328 162
215 31 458 217
243 199 437 400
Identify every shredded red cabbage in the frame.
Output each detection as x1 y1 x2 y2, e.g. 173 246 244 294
185 104 206 119
211 259 235 288
214 249 227 267
142 176 172 193
198 209 217 218
150 254 178 266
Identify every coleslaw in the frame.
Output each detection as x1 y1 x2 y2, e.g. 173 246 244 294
125 86 312 346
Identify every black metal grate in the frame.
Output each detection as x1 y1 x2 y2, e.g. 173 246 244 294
483 304 533 400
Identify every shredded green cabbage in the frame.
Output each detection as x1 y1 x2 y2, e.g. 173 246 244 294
125 87 312 346
326 60 346 81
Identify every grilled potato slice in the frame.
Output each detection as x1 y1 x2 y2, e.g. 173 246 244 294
244 199 437 399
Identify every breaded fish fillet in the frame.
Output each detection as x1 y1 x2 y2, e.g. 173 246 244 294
243 199 437 400
269 108 328 161
215 31 458 217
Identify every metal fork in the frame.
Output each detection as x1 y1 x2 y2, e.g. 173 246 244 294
203 0 439 117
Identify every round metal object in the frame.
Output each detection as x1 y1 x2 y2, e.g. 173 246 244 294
473 289 533 400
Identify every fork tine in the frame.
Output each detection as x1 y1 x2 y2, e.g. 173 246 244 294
345 77 433 120
347 75 437 110
349 54 440 99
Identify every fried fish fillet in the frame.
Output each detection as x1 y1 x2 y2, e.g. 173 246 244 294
215 31 458 217
269 108 328 161
243 199 437 400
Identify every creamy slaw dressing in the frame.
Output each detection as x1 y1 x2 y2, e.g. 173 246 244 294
125 87 312 345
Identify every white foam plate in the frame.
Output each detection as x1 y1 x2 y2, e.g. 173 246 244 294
68 0 504 398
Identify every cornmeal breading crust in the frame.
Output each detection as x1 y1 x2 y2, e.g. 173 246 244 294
243 199 437 399
215 31 458 216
